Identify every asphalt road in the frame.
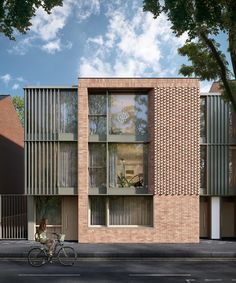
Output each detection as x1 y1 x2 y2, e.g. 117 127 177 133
1 258 236 282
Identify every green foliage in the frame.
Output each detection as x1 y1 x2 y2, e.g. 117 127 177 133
0 0 63 40
143 0 236 110
12 95 24 126
178 40 229 81
143 1 231 38
220 81 236 103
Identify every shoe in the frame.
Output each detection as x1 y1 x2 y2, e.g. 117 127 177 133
48 256 53 263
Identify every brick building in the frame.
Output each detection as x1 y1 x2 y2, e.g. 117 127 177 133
2 78 234 242
25 78 200 243
0 95 27 239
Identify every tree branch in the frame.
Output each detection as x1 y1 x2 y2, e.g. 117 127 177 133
200 30 236 112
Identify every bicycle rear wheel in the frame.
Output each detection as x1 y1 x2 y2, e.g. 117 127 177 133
57 246 77 266
28 247 47 267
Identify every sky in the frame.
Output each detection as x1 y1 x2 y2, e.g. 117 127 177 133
0 0 229 97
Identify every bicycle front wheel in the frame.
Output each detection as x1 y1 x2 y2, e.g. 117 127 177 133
28 247 47 267
57 246 77 266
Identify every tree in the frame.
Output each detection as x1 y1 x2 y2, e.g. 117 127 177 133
143 0 236 111
0 0 63 40
12 95 24 126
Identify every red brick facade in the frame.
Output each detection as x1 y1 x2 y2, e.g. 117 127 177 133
78 78 200 243
0 95 24 194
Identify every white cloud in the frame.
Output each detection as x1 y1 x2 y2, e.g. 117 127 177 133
41 39 62 54
70 0 100 22
16 77 24 82
200 81 212 93
41 39 72 54
0 74 11 84
79 57 112 77
8 0 101 55
12 84 20 90
79 7 188 77
0 74 25 91
8 37 34 55
87 36 104 46
31 3 71 42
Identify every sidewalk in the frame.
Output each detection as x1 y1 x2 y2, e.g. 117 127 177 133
0 239 236 259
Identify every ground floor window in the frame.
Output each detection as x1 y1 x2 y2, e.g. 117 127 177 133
89 196 153 226
36 196 62 237
36 196 61 225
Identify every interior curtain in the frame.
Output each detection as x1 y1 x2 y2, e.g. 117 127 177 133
109 144 117 188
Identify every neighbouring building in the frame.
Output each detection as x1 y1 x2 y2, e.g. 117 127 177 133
0 95 27 239
200 82 236 239
24 78 200 243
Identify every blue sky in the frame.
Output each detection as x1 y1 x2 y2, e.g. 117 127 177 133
0 0 228 97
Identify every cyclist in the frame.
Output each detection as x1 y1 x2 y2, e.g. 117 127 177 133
37 218 54 256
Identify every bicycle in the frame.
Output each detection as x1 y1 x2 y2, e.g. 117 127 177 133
28 232 77 267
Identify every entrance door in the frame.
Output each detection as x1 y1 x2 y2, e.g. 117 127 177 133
62 197 78 241
200 197 209 238
221 198 235 238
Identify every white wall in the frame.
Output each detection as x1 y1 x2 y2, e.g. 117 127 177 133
211 197 220 239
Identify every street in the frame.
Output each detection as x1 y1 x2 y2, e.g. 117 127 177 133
0 258 236 283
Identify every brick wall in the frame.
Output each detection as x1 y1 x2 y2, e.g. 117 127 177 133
154 85 200 195
78 78 200 243
0 96 23 147
0 96 24 194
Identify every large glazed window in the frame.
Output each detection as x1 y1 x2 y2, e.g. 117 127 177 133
109 94 148 136
89 196 153 226
59 143 77 187
109 144 147 188
89 144 106 188
109 196 152 226
88 91 148 193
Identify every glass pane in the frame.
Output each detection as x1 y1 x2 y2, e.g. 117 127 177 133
90 197 106 225
229 146 236 189
89 94 106 115
229 106 236 143
89 116 106 137
200 97 206 143
89 144 106 188
36 196 61 225
89 168 106 188
109 196 153 226
200 146 207 193
109 94 148 136
60 90 77 134
109 144 147 188
59 143 77 187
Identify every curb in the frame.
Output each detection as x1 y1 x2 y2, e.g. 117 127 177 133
0 252 236 259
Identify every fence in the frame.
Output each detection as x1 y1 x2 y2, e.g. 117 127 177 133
0 195 27 239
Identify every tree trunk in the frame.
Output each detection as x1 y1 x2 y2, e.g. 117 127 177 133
229 27 236 78
200 31 236 112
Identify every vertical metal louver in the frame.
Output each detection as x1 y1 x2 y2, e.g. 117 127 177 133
202 94 236 196
24 88 78 195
